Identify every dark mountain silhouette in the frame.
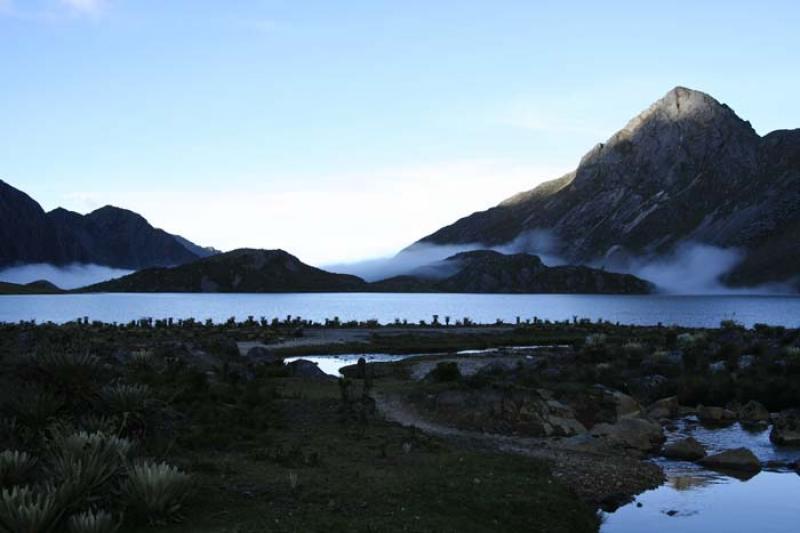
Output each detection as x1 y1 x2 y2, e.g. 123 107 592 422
0 179 214 269
82 248 368 293
82 248 652 294
372 250 653 294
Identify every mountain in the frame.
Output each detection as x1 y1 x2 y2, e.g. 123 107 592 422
0 179 216 270
82 248 368 293
415 87 800 289
372 250 653 294
0 180 64 266
47 206 202 269
0 280 64 295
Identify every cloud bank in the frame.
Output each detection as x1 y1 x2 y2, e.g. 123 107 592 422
0 263 131 290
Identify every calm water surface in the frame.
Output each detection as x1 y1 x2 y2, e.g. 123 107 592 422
603 419 800 533
1 292 800 327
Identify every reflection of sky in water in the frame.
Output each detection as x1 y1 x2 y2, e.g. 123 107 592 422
604 420 800 533
283 354 411 376
283 346 549 376
602 471 800 533
661 417 800 465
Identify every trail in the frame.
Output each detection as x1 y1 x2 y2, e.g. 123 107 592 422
375 391 665 506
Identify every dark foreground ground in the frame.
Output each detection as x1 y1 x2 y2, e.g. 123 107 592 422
1 318 798 532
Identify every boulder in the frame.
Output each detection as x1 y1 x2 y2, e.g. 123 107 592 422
697 405 736 426
648 396 680 419
432 388 586 438
663 437 706 461
738 400 770 427
590 418 665 453
286 359 329 379
770 410 800 445
246 346 282 363
699 448 761 472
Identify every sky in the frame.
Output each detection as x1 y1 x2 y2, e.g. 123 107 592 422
1 0 799 266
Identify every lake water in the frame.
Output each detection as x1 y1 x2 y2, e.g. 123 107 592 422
603 418 800 533
1 292 800 327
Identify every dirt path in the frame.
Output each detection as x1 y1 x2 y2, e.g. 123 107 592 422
375 391 665 507
240 326 516 354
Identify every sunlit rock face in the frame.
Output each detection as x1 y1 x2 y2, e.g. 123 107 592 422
417 87 800 289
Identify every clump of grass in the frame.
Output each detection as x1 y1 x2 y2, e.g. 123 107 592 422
67 508 121 533
8 390 64 431
0 450 38 488
584 334 607 347
783 346 800 359
128 350 155 370
48 430 132 510
677 332 706 348
0 484 62 533
123 461 191 525
101 384 152 415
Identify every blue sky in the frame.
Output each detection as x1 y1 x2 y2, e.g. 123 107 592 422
1 0 799 264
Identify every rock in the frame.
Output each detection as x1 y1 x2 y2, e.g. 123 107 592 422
648 396 680 419
738 400 770 427
246 346 282 363
770 410 800 445
699 448 761 472
697 405 736 425
432 388 586 438
708 360 727 374
663 437 706 461
738 355 756 369
582 386 642 425
286 359 329 379
590 418 665 453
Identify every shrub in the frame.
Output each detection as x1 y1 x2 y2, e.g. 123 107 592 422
0 450 37 488
0 484 62 533
123 461 191 524
67 509 120 533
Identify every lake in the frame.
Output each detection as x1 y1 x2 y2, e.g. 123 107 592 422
1 292 800 327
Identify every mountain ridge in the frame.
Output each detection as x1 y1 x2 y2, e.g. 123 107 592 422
81 248 653 294
0 179 215 270
415 87 800 289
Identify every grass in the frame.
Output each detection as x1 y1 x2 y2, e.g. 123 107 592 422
155 379 597 533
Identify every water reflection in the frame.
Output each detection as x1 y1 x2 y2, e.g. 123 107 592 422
603 420 800 533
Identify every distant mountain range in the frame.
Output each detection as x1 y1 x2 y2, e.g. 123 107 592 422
81 248 652 294
414 87 800 290
0 179 216 270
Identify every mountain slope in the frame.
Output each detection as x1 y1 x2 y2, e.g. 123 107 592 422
0 180 65 266
48 206 200 269
416 87 800 288
0 280 64 295
0 179 215 270
83 248 368 293
371 250 653 294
